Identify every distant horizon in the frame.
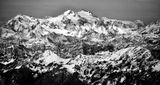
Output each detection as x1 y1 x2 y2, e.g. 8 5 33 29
0 9 159 25
0 0 160 25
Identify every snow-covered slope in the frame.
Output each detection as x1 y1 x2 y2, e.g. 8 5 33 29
1 10 138 39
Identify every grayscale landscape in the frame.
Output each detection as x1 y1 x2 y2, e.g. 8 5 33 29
0 0 160 85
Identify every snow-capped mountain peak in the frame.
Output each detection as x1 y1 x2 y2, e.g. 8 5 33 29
78 10 93 16
64 10 75 16
1 10 141 42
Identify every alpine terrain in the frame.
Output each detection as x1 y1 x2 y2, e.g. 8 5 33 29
0 10 160 85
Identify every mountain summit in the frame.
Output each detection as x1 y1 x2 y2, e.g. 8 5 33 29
2 10 139 40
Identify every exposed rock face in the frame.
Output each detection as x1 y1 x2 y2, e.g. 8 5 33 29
73 47 159 85
0 10 160 85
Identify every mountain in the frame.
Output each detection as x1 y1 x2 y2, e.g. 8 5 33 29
0 10 160 85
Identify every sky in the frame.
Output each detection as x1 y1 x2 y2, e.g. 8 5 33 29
0 0 160 25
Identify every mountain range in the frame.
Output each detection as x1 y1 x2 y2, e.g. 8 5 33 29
0 10 160 85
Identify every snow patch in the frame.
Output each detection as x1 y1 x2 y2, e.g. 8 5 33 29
1 59 15 65
34 50 71 66
153 62 160 71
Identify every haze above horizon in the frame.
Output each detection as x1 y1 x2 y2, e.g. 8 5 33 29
0 0 160 24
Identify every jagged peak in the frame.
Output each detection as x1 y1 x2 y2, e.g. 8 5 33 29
7 14 33 24
63 9 93 16
13 14 33 20
62 9 97 20
63 10 76 16
78 9 93 16
134 20 145 27
13 14 26 18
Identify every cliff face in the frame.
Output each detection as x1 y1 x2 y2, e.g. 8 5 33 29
0 10 160 85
